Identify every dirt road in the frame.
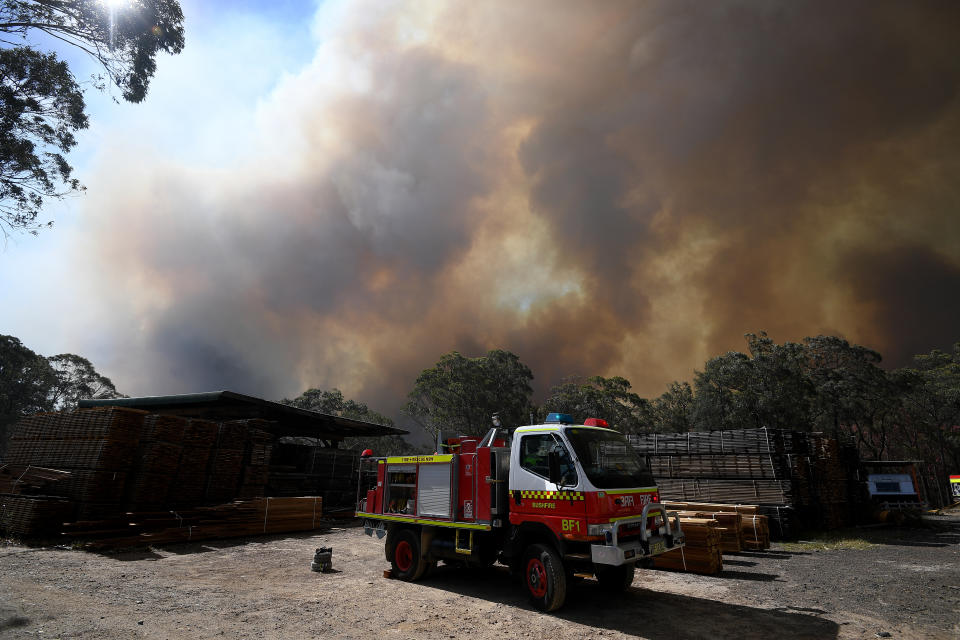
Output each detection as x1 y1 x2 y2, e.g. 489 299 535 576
1 519 957 640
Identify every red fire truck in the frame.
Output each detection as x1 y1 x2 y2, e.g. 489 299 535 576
356 413 685 611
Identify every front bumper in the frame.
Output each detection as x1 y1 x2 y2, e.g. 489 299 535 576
590 504 684 566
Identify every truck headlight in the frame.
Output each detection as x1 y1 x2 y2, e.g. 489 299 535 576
588 524 615 542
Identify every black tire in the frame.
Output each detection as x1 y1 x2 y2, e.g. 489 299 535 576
390 528 428 581
595 562 635 592
523 543 567 612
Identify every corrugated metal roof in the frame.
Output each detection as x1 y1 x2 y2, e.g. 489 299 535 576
78 390 407 440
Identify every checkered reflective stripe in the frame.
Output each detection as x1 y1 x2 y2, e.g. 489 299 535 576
519 490 584 501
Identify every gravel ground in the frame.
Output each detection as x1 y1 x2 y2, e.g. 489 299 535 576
0 516 957 640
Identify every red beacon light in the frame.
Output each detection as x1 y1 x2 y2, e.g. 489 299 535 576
583 418 609 427
360 449 374 458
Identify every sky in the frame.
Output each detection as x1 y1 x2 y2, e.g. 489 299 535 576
2 0 959 418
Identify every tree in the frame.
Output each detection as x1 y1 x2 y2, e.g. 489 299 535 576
691 350 757 430
803 335 897 457
0 334 53 454
893 344 960 504
743 332 814 431
542 375 652 433
282 387 418 456
690 333 815 432
650 381 694 433
0 0 185 234
46 352 122 410
404 350 534 440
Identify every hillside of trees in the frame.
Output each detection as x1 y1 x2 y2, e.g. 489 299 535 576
2 332 957 500
402 334 959 503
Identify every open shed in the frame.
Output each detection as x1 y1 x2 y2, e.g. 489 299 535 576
78 390 407 444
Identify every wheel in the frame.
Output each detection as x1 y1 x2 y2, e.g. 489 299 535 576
523 543 567 612
595 562 635 592
390 528 428 581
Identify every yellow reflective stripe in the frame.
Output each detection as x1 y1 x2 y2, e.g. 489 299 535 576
514 426 560 433
608 512 663 523
605 488 658 495
384 454 453 464
519 490 585 501
356 512 491 531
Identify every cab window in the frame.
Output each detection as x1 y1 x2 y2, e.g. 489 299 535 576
519 434 578 486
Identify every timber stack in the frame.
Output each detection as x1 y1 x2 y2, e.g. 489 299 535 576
64 496 324 548
630 428 863 537
268 443 359 513
666 502 772 551
652 517 723 574
0 408 335 544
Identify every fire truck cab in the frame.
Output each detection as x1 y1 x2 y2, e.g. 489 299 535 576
356 414 684 611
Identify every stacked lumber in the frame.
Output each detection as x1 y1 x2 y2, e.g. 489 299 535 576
268 445 358 510
631 429 806 455
675 510 742 552
126 415 187 510
168 419 217 507
665 502 771 550
739 513 771 550
630 428 863 537
655 478 792 505
650 453 789 480
652 517 723 574
3 407 351 544
8 409 144 443
237 424 273 498
204 422 247 504
0 494 74 536
76 496 324 548
0 465 72 494
4 408 148 522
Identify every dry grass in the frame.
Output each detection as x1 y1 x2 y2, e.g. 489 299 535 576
779 531 877 551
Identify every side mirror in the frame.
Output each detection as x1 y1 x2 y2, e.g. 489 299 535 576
548 451 561 485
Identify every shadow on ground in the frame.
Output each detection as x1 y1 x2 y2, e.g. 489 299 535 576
90 529 334 561
0 614 30 632
416 565 838 640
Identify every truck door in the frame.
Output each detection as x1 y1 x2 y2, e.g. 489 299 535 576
509 432 587 531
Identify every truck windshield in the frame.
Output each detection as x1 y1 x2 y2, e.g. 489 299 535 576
564 428 656 489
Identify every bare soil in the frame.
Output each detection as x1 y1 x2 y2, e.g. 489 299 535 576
1 517 957 640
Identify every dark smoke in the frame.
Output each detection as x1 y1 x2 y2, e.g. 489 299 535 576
77 0 960 412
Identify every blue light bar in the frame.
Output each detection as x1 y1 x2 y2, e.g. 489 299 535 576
545 412 574 424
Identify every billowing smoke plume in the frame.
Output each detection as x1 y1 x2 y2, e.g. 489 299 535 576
75 0 960 412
